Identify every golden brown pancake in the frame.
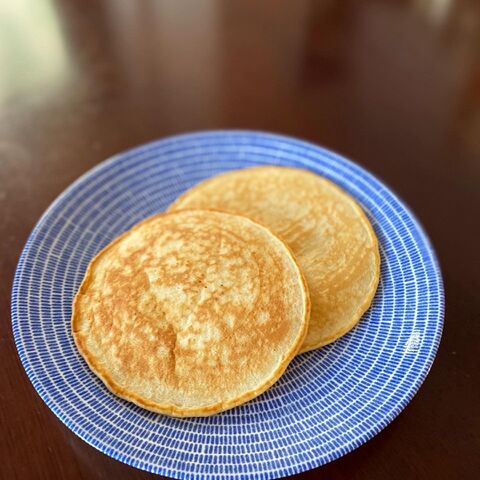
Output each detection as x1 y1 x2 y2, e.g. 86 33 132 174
169 167 380 352
72 209 310 416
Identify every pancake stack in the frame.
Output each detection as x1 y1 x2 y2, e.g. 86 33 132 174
73 166 380 416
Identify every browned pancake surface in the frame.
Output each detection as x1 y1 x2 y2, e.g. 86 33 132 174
72 210 309 416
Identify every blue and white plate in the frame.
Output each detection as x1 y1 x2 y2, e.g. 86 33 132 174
12 131 444 479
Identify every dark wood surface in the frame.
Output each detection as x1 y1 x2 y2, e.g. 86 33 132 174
1 1 479 479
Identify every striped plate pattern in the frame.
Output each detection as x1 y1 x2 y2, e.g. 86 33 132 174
11 131 444 479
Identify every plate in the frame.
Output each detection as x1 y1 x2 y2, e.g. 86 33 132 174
11 131 444 479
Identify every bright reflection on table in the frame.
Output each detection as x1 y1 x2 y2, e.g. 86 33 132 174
0 0 71 104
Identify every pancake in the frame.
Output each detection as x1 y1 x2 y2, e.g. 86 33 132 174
169 167 380 352
72 209 310 417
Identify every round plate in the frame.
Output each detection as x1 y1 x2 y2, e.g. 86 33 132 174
11 131 444 479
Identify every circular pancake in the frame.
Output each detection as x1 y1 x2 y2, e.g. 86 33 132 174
169 167 380 352
72 209 310 417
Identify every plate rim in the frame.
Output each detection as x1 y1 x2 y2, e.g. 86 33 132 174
11 129 445 479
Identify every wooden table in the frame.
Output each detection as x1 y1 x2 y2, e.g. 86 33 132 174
1 1 479 478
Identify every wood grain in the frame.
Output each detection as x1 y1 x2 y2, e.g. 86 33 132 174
1 0 479 478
